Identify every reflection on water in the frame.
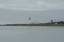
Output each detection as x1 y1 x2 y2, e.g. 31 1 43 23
0 26 64 42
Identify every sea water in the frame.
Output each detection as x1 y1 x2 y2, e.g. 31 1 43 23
0 26 64 42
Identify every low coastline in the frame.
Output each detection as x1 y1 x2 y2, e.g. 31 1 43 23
1 24 64 26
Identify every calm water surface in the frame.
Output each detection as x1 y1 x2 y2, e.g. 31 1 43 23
0 26 64 42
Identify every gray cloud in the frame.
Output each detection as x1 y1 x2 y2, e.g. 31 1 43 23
0 0 64 11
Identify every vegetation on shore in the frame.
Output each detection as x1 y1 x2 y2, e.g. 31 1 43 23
1 23 64 26
0 20 64 26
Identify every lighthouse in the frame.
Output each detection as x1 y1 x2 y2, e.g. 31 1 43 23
29 17 32 24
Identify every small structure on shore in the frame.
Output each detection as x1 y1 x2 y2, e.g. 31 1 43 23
29 17 32 24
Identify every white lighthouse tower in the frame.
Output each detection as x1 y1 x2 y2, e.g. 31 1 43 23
29 17 32 24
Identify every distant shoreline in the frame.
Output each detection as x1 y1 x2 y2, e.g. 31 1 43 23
0 24 64 26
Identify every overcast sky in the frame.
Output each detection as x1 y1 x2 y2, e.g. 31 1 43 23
0 0 64 24
0 0 64 11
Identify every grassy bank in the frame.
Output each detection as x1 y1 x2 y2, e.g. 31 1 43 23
2 24 64 26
